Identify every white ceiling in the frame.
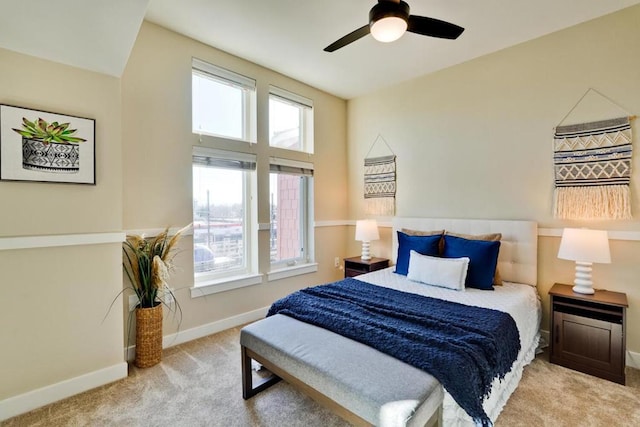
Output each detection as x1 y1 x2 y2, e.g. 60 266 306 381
0 0 149 77
1 1 639 99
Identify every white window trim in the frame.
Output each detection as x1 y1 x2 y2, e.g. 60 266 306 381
192 58 257 143
192 146 258 283
269 157 314 270
267 263 318 282
268 86 313 154
190 273 264 298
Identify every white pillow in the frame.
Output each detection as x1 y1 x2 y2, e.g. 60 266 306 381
407 250 470 291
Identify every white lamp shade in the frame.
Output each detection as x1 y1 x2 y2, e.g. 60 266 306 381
370 17 407 42
558 228 611 264
355 220 380 242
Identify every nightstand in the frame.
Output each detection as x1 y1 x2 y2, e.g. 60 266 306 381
344 256 389 278
549 283 628 384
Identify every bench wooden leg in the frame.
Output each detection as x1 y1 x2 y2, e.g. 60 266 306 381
242 345 281 399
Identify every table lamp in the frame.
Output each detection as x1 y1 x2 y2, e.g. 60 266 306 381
355 219 380 261
557 228 611 295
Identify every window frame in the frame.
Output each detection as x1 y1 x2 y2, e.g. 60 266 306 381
268 157 315 272
192 58 257 143
191 146 259 288
268 86 314 154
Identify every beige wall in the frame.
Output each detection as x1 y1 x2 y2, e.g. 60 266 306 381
0 49 123 400
121 22 349 338
5 4 638 415
347 6 640 352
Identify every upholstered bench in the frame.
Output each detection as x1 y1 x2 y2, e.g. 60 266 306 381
241 314 443 427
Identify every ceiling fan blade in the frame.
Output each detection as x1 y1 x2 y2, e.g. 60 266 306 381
407 15 464 39
324 25 370 52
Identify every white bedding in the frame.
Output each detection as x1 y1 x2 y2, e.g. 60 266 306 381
357 267 541 426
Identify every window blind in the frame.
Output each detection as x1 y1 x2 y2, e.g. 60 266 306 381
192 58 256 90
193 146 256 171
269 85 313 109
269 157 314 176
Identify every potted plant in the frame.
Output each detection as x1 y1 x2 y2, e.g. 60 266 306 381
12 117 86 173
122 225 189 368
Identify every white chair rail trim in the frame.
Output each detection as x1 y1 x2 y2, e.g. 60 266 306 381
0 232 125 251
316 221 640 242
2 224 636 252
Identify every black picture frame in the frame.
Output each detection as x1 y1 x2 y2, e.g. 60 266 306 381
0 104 96 185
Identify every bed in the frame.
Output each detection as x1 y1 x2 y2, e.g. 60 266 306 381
241 217 541 426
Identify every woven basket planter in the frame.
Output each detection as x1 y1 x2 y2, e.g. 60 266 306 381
135 303 163 368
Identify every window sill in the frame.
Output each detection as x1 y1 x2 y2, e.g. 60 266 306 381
267 263 318 282
191 273 264 298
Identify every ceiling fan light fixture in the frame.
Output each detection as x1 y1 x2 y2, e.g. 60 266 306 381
369 0 410 43
370 17 407 42
324 0 463 52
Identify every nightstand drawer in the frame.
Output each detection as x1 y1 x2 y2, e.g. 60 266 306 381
345 264 369 275
343 256 389 278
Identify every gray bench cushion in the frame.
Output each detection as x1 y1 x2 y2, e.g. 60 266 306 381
241 314 443 426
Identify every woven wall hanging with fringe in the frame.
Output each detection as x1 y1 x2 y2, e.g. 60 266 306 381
553 116 632 219
364 135 396 216
364 154 396 216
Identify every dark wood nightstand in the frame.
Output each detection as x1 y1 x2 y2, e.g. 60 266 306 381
549 283 628 384
344 256 389 278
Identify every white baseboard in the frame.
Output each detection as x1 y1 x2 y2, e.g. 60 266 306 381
2 308 268 421
5 317 634 423
125 306 269 361
539 329 550 348
540 329 639 369
627 351 640 369
0 362 127 422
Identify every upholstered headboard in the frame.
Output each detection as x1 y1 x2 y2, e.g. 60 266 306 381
391 217 538 287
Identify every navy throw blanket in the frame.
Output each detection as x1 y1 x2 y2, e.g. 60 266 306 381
267 278 520 427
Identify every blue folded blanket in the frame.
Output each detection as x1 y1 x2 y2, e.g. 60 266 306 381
267 278 520 427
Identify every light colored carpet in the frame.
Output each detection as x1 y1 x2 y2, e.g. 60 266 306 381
4 326 639 427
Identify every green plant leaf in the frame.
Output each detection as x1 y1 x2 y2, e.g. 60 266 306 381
62 136 85 143
12 129 34 138
22 117 37 130
50 125 62 135
37 118 48 132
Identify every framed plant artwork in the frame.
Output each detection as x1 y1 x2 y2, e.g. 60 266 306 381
0 104 96 184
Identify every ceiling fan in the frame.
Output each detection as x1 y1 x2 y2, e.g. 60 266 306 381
324 0 464 52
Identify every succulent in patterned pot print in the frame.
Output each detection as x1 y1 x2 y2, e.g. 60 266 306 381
12 117 86 174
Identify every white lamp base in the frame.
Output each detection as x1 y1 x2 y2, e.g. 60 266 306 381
572 261 595 295
361 241 371 261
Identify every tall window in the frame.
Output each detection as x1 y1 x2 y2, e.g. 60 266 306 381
269 86 313 153
269 158 314 269
192 58 256 142
192 147 256 282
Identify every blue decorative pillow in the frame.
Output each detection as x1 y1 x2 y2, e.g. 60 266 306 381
442 235 500 290
395 231 441 276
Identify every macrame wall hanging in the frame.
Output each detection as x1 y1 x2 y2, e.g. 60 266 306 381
553 88 635 220
364 135 396 216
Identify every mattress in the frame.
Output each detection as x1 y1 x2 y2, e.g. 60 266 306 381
356 267 542 426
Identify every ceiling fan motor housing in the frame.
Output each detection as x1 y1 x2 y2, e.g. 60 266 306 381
369 0 410 25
